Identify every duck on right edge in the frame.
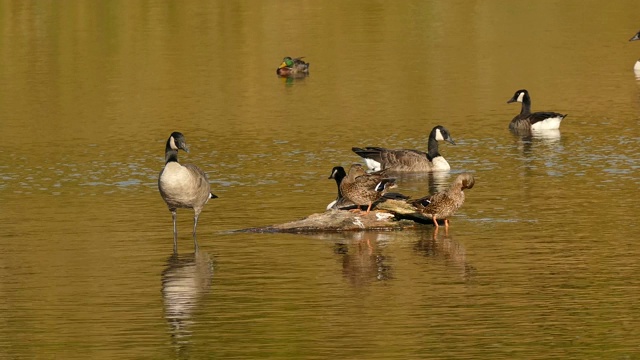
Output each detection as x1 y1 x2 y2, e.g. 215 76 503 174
629 30 640 71
412 173 475 228
507 89 567 132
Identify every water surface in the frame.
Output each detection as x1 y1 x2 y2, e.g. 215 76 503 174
1 1 639 359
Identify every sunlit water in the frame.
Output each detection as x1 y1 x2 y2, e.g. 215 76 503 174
0 1 639 359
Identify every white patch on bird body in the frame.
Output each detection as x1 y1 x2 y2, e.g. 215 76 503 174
434 128 444 141
374 181 385 192
376 212 394 221
634 60 640 71
169 136 178 150
516 91 525 103
326 199 337 210
431 156 451 171
531 116 564 130
363 158 382 171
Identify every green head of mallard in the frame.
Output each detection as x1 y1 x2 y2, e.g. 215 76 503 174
279 57 294 69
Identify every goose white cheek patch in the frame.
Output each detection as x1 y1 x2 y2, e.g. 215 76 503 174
516 92 525 102
435 128 444 141
169 136 178 150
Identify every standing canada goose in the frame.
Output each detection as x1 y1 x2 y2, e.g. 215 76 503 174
339 164 396 215
629 30 640 71
412 173 475 228
276 56 310 77
327 166 355 210
507 89 567 131
158 132 218 253
352 125 455 172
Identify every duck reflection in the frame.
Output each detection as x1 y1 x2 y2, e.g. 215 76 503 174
333 232 393 287
161 251 213 353
413 229 475 281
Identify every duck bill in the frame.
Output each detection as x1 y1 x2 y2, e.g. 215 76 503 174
278 62 289 69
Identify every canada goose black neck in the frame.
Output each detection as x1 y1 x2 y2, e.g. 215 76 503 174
427 126 453 161
329 166 347 198
164 132 189 164
518 92 532 116
427 133 441 161
165 145 179 164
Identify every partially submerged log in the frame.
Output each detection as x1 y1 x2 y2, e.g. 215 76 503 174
239 199 437 233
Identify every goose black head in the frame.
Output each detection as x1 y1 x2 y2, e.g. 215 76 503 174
432 125 456 145
328 166 347 180
168 132 189 153
629 31 640 42
507 89 529 104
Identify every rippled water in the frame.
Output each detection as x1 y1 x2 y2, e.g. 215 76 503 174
1 1 639 359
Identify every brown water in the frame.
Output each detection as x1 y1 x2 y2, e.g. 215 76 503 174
1 1 639 359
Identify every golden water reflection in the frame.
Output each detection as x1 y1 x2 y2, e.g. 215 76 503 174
162 251 213 355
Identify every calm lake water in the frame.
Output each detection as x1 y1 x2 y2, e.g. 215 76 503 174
1 1 639 359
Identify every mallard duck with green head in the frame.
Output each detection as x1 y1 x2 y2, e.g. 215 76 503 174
276 56 310 76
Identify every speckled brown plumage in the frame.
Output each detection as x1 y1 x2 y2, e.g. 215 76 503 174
339 164 396 214
412 173 475 227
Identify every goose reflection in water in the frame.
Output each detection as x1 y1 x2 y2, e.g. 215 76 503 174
333 232 393 287
413 229 475 281
161 251 213 354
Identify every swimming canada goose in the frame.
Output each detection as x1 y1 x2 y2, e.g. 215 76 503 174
629 31 640 71
507 89 567 131
339 164 396 215
412 173 475 228
352 125 455 172
276 57 310 77
158 132 218 253
327 166 355 210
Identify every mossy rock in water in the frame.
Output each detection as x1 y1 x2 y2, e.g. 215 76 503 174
239 199 435 233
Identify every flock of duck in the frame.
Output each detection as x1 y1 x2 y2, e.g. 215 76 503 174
158 32 640 253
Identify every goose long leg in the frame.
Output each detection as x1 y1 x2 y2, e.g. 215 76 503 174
193 212 200 252
171 210 178 253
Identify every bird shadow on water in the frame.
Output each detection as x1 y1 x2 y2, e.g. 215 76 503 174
161 251 214 358
413 228 476 282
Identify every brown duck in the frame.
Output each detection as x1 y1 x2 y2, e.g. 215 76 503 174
339 164 396 215
412 173 475 228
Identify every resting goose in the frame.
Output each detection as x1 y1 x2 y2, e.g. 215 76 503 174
339 164 396 215
352 125 455 172
158 132 218 253
507 89 567 131
412 173 475 228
